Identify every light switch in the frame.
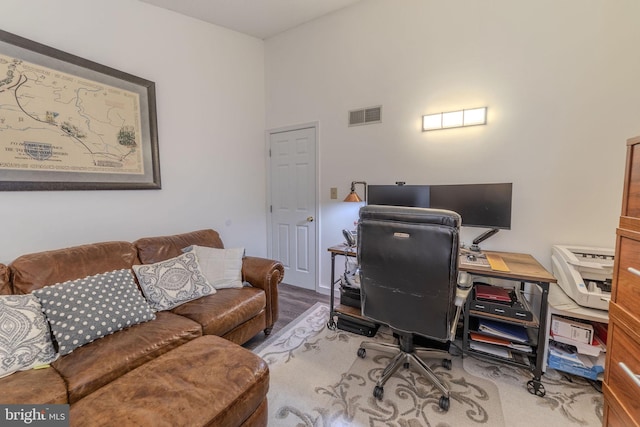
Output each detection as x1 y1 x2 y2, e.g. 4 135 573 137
330 187 338 199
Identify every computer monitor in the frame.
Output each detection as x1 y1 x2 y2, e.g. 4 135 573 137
429 183 512 229
366 183 512 230
367 185 430 208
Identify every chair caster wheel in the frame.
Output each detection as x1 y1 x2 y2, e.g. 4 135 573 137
404 362 410 369
373 386 384 400
439 395 450 411
327 321 336 330
442 359 452 370
357 348 366 358
527 380 546 397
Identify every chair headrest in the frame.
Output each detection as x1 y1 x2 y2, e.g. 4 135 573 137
359 205 461 228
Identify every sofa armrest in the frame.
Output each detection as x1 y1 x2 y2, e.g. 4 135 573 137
242 256 284 332
0 264 10 295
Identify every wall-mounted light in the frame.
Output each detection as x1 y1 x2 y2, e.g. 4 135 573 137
422 107 487 131
344 181 367 202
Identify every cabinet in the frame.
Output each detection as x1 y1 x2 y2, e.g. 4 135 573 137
603 135 640 426
461 251 556 397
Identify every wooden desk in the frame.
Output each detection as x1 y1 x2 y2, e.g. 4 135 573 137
460 250 556 283
326 245 557 397
461 250 556 397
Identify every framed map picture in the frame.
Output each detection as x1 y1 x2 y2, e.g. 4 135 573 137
0 29 160 190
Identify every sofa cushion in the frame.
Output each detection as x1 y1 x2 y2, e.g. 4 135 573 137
170 287 266 336
183 245 244 289
70 335 269 427
10 241 138 295
33 269 155 356
133 252 216 311
134 229 224 264
0 295 58 378
0 367 68 404
52 311 202 403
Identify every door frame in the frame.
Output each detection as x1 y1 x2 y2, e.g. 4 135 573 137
265 122 320 292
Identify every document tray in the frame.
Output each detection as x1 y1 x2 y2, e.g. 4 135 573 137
470 287 533 322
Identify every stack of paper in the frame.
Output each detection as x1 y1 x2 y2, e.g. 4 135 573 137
547 341 605 380
469 341 512 359
550 331 606 357
470 332 533 353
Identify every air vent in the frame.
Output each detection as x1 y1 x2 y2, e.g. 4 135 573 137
349 105 382 127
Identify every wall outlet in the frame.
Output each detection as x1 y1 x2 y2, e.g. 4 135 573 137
330 187 338 199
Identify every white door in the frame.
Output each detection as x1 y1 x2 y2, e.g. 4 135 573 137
269 126 317 290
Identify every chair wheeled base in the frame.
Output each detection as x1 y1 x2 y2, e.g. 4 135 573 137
357 333 452 411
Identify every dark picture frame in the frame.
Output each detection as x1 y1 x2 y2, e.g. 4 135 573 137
0 29 160 190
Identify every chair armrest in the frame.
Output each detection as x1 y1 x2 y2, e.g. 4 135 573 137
242 256 285 330
454 271 473 305
451 271 473 338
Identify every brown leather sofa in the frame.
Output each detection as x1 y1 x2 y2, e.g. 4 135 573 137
0 229 284 426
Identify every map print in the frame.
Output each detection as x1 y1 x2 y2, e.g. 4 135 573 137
0 53 144 175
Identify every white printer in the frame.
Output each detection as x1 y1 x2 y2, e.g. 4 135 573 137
551 245 614 311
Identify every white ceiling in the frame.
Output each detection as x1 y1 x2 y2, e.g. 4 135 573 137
139 0 362 39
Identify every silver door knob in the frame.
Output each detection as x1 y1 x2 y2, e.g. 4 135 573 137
307 216 314 222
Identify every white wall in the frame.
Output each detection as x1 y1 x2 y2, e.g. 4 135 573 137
0 0 266 263
265 0 640 292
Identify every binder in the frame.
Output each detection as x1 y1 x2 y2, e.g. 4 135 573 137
477 318 529 343
475 284 512 302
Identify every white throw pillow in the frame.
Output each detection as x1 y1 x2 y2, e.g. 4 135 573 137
133 252 216 311
183 246 244 289
0 294 59 378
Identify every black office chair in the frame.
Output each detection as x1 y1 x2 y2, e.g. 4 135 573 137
356 205 470 411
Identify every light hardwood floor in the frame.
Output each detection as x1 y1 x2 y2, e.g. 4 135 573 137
243 283 330 350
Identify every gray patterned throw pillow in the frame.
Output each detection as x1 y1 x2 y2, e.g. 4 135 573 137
132 252 216 311
0 294 58 378
33 269 155 356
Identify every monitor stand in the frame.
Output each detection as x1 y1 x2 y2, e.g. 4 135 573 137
469 228 499 252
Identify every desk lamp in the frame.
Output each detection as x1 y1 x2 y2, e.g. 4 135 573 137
344 181 367 203
343 181 367 246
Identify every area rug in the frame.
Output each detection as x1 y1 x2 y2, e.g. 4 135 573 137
254 303 603 427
